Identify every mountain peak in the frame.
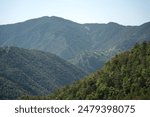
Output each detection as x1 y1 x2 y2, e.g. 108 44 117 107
107 22 120 26
40 16 50 18
50 16 62 19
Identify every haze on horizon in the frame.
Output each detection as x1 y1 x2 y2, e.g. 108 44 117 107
0 0 150 25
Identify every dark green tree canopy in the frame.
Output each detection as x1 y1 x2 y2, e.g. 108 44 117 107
25 41 150 100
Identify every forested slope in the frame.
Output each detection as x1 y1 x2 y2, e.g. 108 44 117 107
0 47 85 99
25 42 150 100
0 16 150 73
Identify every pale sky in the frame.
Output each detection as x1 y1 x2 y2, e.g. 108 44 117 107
0 0 150 25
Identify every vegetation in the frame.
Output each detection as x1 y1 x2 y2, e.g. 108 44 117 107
0 47 85 99
0 16 150 73
0 16 150 99
69 48 121 73
23 42 150 100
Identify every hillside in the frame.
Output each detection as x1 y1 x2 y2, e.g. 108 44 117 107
0 16 150 73
69 48 121 73
0 47 85 99
26 42 150 100
0 16 91 60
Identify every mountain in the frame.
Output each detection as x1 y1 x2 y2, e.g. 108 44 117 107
0 16 91 60
69 48 120 73
0 47 85 99
25 42 150 100
69 51 106 73
0 16 150 73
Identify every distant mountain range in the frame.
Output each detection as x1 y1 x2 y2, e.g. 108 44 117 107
0 47 85 99
25 42 150 100
0 16 150 73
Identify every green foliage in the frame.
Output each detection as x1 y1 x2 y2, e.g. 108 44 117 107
0 17 150 73
29 42 150 100
0 47 85 99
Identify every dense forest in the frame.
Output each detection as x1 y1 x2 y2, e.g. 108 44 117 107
0 17 150 100
22 42 150 99
0 47 85 99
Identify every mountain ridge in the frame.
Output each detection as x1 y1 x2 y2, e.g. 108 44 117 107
0 46 85 99
24 42 150 100
0 16 150 73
